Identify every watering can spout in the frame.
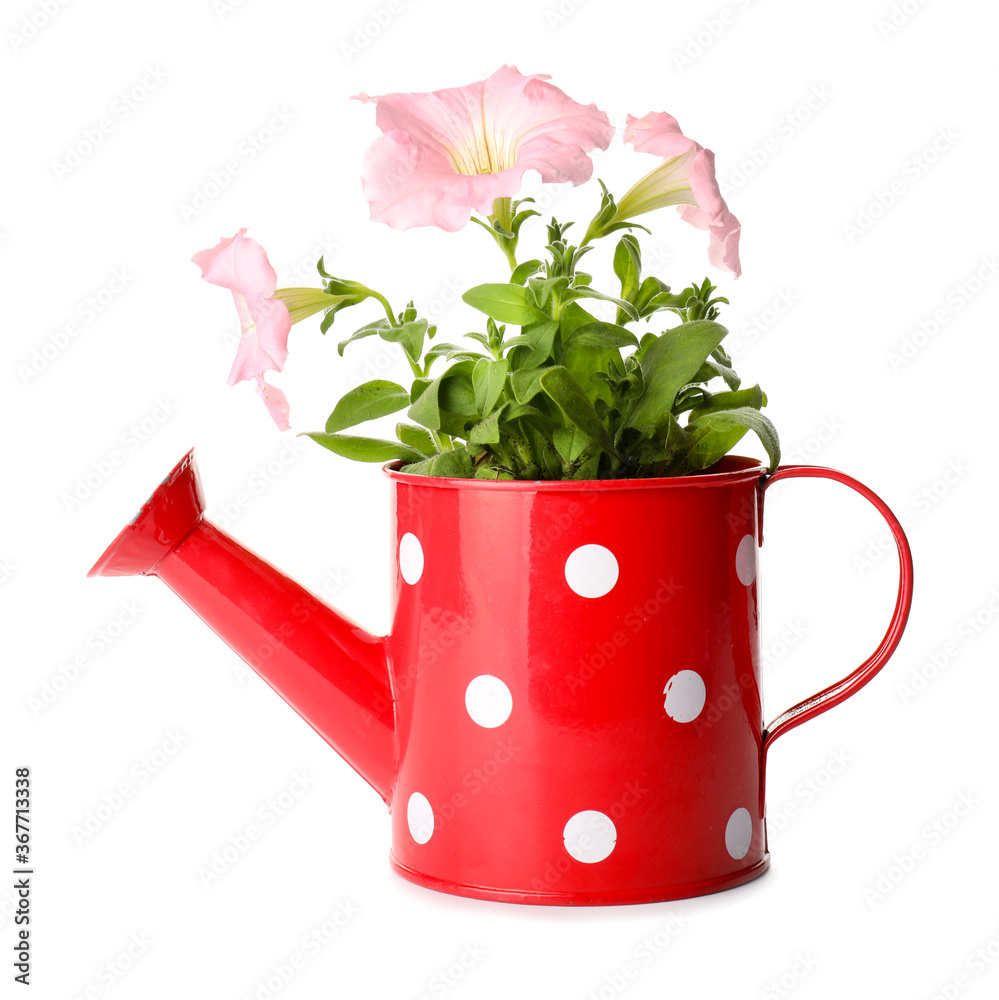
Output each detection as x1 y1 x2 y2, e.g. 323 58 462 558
88 449 396 803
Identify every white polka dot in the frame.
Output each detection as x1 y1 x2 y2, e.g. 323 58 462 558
736 533 757 586
399 532 424 585
407 792 434 844
563 810 617 863
565 544 619 598
664 670 707 723
725 807 753 860
465 675 513 728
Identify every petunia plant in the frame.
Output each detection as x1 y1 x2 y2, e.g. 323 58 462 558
193 66 779 480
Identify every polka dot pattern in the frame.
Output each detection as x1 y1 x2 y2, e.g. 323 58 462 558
407 792 434 844
465 675 513 728
563 810 617 863
399 532 424 585
564 544 619 598
664 670 707 723
725 807 753 860
736 534 757 586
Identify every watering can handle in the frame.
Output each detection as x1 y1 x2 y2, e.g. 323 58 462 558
759 465 914 758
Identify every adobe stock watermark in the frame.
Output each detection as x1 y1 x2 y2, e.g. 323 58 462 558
760 619 810 676
887 253 998 371
877 0 933 40
719 86 833 199
545 0 594 28
229 567 350 687
0 557 15 586
17 268 133 385
52 66 169 180
278 233 341 287
863 790 979 907
68 932 153 1000
585 913 692 1000
782 416 844 464
672 0 759 72
211 436 309 530
564 578 683 694
726 288 798 359
897 588 999 706
928 926 999 1000
198 771 317 887
8 0 73 53
178 107 295 223
414 943 486 1000
760 952 819 1000
843 127 958 243
767 749 853 836
28 602 143 716
426 738 523 836
71 730 189 845
530 779 650 894
62 397 180 513
340 0 411 63
237 902 359 1000
854 459 970 575
213 0 250 19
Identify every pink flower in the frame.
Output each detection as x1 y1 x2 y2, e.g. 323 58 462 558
354 65 614 232
192 228 292 428
618 112 741 277
254 375 291 432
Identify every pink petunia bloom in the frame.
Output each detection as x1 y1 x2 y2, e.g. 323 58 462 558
354 65 615 232
254 374 291 432
192 228 293 427
618 112 742 277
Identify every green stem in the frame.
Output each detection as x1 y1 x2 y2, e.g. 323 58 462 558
500 241 518 272
370 291 397 327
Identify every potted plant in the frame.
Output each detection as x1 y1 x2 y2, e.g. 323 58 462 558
90 66 913 904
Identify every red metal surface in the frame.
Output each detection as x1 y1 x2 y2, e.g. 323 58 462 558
88 451 913 905
758 465 915 769
87 450 396 802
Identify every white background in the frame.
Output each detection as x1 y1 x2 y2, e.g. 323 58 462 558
4 0 998 996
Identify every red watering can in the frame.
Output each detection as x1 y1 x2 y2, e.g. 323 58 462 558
89 450 912 905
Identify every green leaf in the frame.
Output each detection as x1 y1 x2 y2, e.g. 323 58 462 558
380 318 428 364
573 453 601 480
700 357 742 390
474 466 516 480
324 380 410 433
504 320 557 369
468 405 505 444
462 283 548 325
539 366 619 458
337 318 390 356
633 277 678 318
689 385 765 420
424 343 486 369
528 274 570 310
272 287 341 325
510 367 548 404
510 259 543 286
683 407 781 472
302 432 425 464
472 358 509 416
561 285 640 322
553 426 592 464
625 320 730 434
613 235 642 304
564 321 640 350
395 423 436 456
407 360 476 432
401 448 474 478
